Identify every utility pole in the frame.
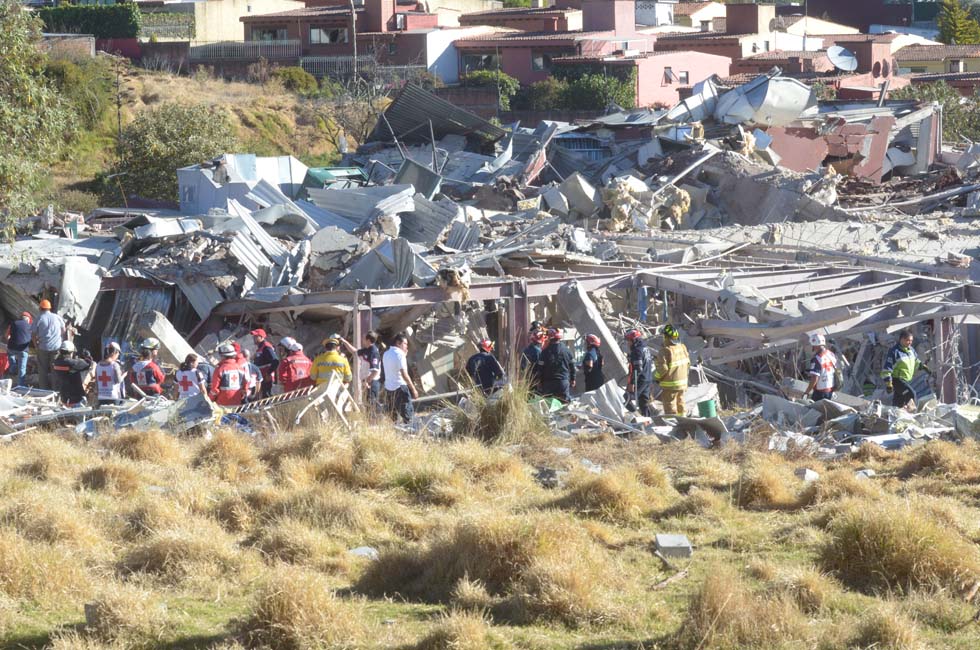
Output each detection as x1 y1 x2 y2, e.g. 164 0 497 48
350 0 358 81
115 58 123 150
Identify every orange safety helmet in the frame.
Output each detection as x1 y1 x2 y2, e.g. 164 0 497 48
39 299 52 310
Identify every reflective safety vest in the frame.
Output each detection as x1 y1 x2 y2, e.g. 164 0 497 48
654 341 690 390
311 350 352 385
211 359 247 406
175 368 204 399
95 360 126 401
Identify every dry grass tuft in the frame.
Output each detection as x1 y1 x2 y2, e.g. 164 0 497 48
121 499 187 540
2 495 102 548
268 484 381 536
14 434 89 484
770 566 838 614
735 455 801 510
103 430 183 465
260 430 324 472
849 605 925 650
356 512 628 626
0 529 92 601
450 380 550 444
251 517 348 572
79 461 142 494
194 430 265 481
119 523 243 582
414 610 496 650
241 566 366 650
798 469 883 506
676 563 808 649
83 584 168 645
900 440 980 481
553 465 673 524
656 488 729 520
451 576 495 612
853 441 898 465
821 497 980 595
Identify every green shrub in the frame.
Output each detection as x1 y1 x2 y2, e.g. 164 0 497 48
38 4 141 40
512 77 568 111
272 66 318 96
562 72 636 111
462 70 520 110
44 58 113 130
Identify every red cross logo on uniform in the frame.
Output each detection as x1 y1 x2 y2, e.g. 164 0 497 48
98 370 113 388
177 374 196 393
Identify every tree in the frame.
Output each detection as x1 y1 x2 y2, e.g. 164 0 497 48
272 66 318 96
109 103 237 203
938 0 980 44
0 0 74 229
462 70 520 110
512 77 569 111
562 72 636 111
892 81 980 144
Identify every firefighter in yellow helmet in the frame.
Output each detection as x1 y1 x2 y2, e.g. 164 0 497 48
311 335 352 386
654 324 690 415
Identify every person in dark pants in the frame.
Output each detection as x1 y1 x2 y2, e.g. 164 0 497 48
881 329 929 410
52 340 93 406
465 338 505 395
625 328 654 416
5 311 32 387
538 328 575 403
251 328 278 398
581 333 605 392
382 334 418 423
803 332 838 402
340 331 383 408
521 330 546 393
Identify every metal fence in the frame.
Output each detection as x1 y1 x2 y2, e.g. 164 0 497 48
300 56 426 81
189 39 301 61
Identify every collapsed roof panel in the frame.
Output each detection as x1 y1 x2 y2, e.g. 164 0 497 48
368 83 506 144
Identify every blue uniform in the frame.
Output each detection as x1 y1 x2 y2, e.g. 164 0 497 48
521 343 543 390
538 342 575 402
628 340 654 416
582 347 605 392
466 351 504 394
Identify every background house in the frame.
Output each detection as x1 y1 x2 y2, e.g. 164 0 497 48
670 1 725 31
896 44 980 75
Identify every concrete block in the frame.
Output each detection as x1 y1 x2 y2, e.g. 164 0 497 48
762 394 810 424
136 310 195 367
348 546 379 560
541 186 569 216
854 468 876 480
559 172 600 216
655 533 693 559
556 281 628 381
795 468 820 482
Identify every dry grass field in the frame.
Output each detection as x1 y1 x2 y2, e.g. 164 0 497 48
3 409 980 649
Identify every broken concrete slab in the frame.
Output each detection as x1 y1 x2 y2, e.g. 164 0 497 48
559 172 601 218
795 468 820 482
556 281 628 382
136 310 196 367
655 533 693 559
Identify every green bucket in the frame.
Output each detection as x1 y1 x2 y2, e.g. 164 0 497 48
697 399 717 419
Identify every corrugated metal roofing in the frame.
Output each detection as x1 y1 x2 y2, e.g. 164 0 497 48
175 277 224 319
368 84 506 144
229 231 273 282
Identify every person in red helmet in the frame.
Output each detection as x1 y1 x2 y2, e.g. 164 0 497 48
465 338 505 395
538 328 575 402
581 333 605 392
520 330 546 394
211 344 248 406
250 328 278 398
625 328 654 416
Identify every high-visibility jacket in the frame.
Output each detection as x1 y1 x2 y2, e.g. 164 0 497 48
132 359 165 395
95 360 126 401
881 344 922 383
654 341 690 390
278 351 313 393
211 358 247 406
311 350 352 385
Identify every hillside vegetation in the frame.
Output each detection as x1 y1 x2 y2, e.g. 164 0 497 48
3 422 980 649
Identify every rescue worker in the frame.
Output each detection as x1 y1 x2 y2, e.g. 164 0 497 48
251 328 278 398
32 299 66 390
211 344 248 406
382 333 418 423
174 353 207 400
529 320 545 344
311 335 353 386
521 330 546 393
340 332 382 405
52 340 93 406
95 342 127 405
5 312 32 387
882 329 930 410
538 328 575 403
277 336 313 393
803 333 838 402
581 334 605 392
241 349 261 402
465 339 505 395
131 338 165 397
625 328 654 416
654 324 690 416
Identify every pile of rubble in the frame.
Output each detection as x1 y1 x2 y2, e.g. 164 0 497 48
1 71 978 449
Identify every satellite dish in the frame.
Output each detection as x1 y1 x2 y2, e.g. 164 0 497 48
828 45 859 72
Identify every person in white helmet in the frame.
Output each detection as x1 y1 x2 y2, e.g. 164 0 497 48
804 332 838 402
52 340 93 406
131 338 165 397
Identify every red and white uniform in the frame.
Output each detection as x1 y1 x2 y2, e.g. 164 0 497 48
131 359 165 395
95 360 126 401
210 358 247 406
175 368 204 399
277 351 313 393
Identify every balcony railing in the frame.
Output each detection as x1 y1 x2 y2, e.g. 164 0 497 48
300 55 377 77
189 39 301 61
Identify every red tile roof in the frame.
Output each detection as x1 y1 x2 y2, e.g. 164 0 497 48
454 29 610 45
911 70 980 82
656 31 750 41
895 44 980 61
242 5 356 20
823 33 898 43
673 2 716 17
745 49 828 61
460 6 577 19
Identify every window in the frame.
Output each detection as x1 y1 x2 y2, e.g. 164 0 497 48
950 59 964 73
310 26 348 44
388 40 397 55
462 53 498 71
664 66 676 83
678 71 689 84
700 20 711 32
764 40 770 51
252 27 287 41
904 66 926 74
531 51 552 71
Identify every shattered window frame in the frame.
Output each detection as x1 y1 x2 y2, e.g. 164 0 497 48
251 27 287 41
531 51 552 72
462 53 499 72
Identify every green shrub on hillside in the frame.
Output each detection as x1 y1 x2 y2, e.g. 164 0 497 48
108 102 237 203
44 58 113 130
38 4 141 40
462 70 520 110
512 77 569 111
272 66 318 96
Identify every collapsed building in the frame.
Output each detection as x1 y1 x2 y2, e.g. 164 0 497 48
1 73 978 450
